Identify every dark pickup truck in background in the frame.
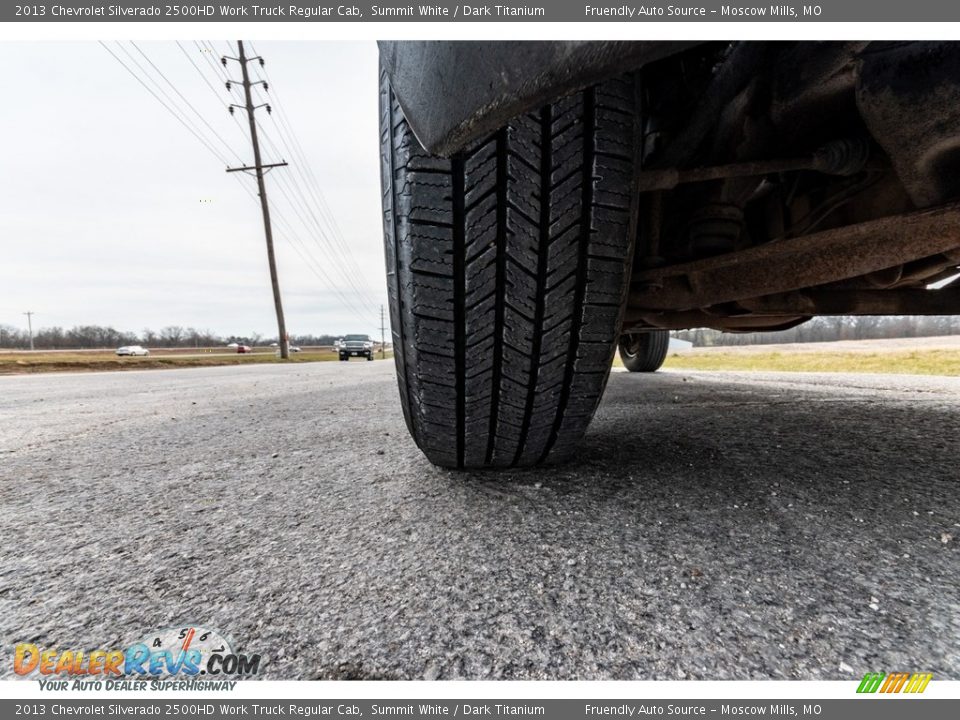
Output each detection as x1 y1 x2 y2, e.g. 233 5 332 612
339 334 375 361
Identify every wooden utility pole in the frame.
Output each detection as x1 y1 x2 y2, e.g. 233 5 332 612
23 311 35 351
224 41 290 359
379 304 386 359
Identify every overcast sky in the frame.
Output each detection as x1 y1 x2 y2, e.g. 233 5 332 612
0 41 385 339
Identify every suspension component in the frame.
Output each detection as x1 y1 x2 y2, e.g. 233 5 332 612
634 138 873 193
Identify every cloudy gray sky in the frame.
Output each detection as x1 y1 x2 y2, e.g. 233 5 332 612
0 41 384 339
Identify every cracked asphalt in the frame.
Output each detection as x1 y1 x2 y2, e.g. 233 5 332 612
1 361 958 680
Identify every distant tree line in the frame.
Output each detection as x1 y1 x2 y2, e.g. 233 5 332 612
0 324 361 350
674 315 960 347
9 316 956 350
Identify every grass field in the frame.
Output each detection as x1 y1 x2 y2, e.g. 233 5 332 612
0 349 392 375
660 349 960 376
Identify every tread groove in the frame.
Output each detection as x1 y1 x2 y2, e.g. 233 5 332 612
408 218 454 229
485 128 509 466
540 86 596 463
453 156 466 470
513 104 552 467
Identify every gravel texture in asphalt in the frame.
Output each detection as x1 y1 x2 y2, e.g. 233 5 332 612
1 361 958 680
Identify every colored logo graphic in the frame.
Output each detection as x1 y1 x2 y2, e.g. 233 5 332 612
14 626 260 678
857 672 933 694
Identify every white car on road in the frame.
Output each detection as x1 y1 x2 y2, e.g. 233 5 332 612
116 345 149 356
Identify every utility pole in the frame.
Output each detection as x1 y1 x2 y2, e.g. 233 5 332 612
379 305 387 359
23 311 35 351
224 41 291 359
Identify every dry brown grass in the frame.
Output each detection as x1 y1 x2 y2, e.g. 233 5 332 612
660 349 960 376
0 349 381 375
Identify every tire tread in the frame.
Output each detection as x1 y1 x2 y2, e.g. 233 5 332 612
381 69 637 468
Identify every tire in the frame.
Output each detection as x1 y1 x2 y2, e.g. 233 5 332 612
618 331 670 372
381 66 639 469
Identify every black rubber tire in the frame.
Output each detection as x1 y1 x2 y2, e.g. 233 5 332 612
381 66 638 469
618 331 670 372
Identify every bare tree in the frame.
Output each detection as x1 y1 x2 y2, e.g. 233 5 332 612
159 326 185 348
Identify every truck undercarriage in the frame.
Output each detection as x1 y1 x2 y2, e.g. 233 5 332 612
623 41 960 333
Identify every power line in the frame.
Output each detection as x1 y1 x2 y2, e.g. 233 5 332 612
201 43 372 326
130 42 244 164
209 41 235 79
247 41 377 308
254 119 374 299
225 42 377 317
103 39 380 333
114 42 235 164
176 41 224 102
250 97 373 303
191 40 262 151
269 100 373 296
98 41 231 167
267 200 376 323
254 121 366 292
227 170 352 318
176 40 251 148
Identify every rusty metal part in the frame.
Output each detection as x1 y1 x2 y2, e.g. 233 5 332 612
636 157 813 193
735 287 960 316
813 138 873 176
917 267 960 289
624 287 960 331
889 249 960 288
862 265 905 289
635 139 873 193
688 202 743 256
857 41 960 208
768 42 868 148
625 310 809 332
637 191 665 267
652 42 764 168
629 201 960 312
829 249 960 290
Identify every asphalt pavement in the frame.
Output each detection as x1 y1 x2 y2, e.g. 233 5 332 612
1 361 958 680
